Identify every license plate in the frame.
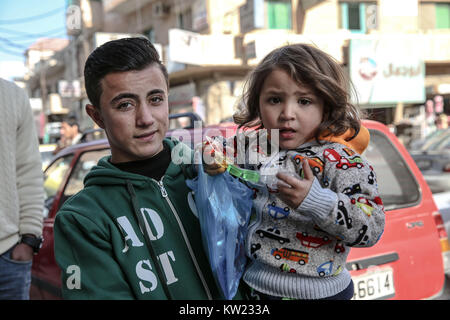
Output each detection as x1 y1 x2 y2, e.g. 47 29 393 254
351 268 395 300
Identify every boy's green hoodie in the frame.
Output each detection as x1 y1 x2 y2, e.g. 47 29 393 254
54 138 225 299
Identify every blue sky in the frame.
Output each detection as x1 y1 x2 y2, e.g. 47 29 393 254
0 0 67 80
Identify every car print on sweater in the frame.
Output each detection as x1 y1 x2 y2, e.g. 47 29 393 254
220 126 385 299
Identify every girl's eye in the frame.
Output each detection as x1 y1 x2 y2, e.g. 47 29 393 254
268 97 281 104
299 98 311 106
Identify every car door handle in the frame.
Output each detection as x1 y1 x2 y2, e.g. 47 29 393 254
346 252 399 271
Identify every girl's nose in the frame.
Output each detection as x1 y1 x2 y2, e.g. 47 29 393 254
280 102 295 121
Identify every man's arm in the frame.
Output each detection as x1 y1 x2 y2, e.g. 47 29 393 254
54 210 135 299
14 86 45 259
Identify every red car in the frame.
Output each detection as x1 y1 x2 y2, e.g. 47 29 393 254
30 117 450 300
323 148 364 170
346 120 450 300
296 232 332 248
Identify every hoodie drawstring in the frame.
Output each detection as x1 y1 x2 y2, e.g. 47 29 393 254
126 180 173 300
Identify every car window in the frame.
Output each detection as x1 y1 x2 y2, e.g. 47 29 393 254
362 130 420 210
431 133 450 151
43 155 74 199
61 149 111 209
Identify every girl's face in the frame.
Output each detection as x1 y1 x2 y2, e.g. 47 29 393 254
259 68 324 150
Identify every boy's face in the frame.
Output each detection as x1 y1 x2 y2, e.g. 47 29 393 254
259 68 324 150
86 64 169 163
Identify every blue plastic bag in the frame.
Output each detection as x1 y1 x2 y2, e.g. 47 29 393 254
186 161 253 300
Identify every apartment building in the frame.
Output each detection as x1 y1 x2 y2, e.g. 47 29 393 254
25 0 450 132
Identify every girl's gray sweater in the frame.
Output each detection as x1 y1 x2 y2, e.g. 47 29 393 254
231 128 385 299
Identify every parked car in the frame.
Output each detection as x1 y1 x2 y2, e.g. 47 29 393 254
30 117 450 300
408 129 449 152
410 129 450 193
347 120 450 299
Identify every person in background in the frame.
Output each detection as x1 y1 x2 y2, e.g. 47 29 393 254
54 113 82 153
53 37 226 299
0 79 45 300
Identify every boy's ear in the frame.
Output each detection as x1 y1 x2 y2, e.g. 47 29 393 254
85 104 105 129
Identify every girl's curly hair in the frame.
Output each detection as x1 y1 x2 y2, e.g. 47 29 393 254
234 43 363 142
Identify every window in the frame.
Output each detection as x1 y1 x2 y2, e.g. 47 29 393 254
362 130 420 210
144 28 155 43
267 0 292 29
63 149 111 200
177 8 193 31
44 155 74 199
340 2 377 33
436 3 450 29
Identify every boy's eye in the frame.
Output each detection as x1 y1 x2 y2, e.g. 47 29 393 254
117 101 133 110
150 96 164 104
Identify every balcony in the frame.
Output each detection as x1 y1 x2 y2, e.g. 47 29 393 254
103 0 154 14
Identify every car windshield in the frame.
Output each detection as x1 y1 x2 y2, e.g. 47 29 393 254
44 155 74 199
421 129 450 152
63 149 110 198
362 130 420 210
427 132 450 152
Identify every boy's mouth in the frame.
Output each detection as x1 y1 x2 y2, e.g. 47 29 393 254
134 130 157 141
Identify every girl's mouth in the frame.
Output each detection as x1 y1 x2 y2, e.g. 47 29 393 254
279 128 296 139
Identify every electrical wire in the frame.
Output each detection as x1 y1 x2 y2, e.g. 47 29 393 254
0 6 65 25
0 26 66 40
0 36 28 49
0 45 25 57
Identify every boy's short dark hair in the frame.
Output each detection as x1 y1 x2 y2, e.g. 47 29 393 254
84 37 169 108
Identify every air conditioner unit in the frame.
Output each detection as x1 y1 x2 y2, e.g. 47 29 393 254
152 1 170 18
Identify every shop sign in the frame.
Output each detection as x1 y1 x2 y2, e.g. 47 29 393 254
58 80 81 98
168 29 241 65
350 37 425 105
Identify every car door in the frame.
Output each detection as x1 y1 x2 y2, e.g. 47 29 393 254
347 122 445 300
31 153 75 299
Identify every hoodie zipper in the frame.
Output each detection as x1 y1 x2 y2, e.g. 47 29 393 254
156 178 213 300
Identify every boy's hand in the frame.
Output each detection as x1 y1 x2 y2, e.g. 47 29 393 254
276 159 314 208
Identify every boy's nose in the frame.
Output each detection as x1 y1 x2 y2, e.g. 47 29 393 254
136 105 155 126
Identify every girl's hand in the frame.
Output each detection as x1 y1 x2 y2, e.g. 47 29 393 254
276 159 315 208
202 142 229 175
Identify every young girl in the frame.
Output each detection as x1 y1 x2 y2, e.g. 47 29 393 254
204 43 385 300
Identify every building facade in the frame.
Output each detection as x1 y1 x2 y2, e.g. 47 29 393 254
25 0 450 141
